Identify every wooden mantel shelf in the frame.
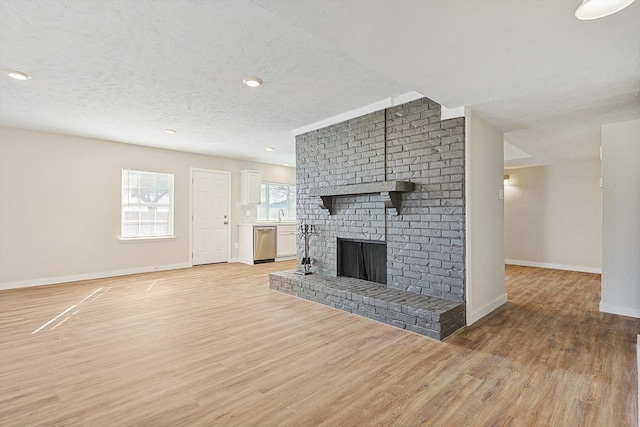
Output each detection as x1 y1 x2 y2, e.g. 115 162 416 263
308 181 415 215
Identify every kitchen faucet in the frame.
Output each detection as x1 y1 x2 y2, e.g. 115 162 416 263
277 208 285 222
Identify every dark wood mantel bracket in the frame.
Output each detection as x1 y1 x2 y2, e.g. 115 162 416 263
319 196 334 214
310 181 415 215
380 191 403 215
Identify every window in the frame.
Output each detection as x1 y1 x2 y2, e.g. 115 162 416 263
257 182 296 221
121 169 174 239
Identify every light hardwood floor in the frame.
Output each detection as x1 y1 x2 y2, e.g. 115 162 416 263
0 262 637 426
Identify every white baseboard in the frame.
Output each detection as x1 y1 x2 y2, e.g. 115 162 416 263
228 258 240 263
467 293 508 325
275 256 296 262
236 257 254 265
0 262 191 291
599 302 640 319
505 259 601 274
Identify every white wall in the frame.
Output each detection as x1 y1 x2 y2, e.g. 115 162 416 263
601 119 640 318
0 127 295 289
504 160 602 273
465 111 507 324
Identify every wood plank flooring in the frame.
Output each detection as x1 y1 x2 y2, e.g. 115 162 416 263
0 263 637 426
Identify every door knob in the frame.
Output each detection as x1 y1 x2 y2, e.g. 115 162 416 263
224 221 229 225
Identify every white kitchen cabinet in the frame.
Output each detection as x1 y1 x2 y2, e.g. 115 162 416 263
238 224 255 264
240 170 262 205
277 225 297 257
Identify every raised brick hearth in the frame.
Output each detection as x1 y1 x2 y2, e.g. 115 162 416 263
270 271 465 340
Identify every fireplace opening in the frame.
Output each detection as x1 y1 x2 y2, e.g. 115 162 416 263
337 238 387 285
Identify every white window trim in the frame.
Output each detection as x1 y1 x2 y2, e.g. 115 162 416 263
121 168 175 240
257 182 296 222
119 235 176 243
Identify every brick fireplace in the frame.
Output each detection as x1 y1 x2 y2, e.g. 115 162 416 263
270 97 466 339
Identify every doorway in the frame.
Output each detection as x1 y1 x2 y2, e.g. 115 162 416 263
191 169 230 265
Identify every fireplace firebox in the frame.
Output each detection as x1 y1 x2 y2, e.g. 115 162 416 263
337 238 387 285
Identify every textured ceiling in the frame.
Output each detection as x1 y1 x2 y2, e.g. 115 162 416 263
255 0 640 168
1 0 639 167
0 0 410 166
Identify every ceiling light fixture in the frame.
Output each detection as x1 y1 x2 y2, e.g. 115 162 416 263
575 0 636 20
265 147 274 151
165 129 177 134
6 70 32 81
243 77 263 88
283 163 290 167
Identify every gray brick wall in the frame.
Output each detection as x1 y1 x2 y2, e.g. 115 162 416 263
296 97 466 302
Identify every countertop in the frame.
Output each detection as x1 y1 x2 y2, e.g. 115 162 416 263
239 222 297 227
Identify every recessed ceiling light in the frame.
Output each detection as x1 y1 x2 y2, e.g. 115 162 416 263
265 147 274 151
243 77 263 88
6 70 32 81
165 129 177 134
283 163 290 167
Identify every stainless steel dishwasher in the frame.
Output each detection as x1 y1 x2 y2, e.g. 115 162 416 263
253 226 277 263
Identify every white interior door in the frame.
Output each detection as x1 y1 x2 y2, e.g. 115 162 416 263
192 170 229 265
